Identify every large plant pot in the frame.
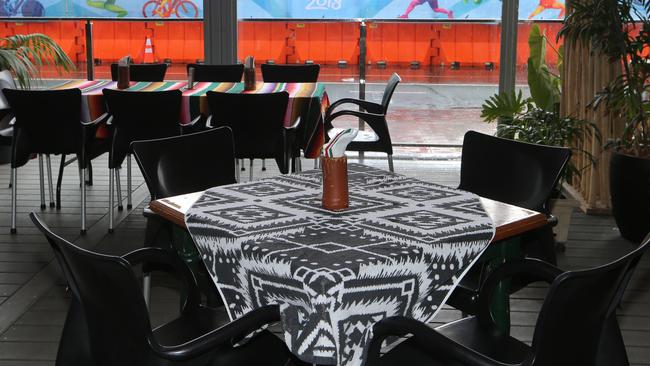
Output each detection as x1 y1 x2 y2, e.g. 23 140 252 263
610 150 650 243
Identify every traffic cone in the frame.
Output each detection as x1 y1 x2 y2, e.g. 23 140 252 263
140 37 157 64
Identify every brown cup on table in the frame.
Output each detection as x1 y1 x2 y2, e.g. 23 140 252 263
117 64 130 90
322 156 349 211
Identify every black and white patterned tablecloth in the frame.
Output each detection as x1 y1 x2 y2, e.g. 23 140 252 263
185 164 495 366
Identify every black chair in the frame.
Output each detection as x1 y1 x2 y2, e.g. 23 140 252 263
206 91 298 179
367 234 650 366
458 131 572 215
187 63 244 82
4 88 107 234
261 63 320 83
324 73 401 172
103 89 183 232
29 212 301 366
110 63 168 82
447 131 572 314
0 70 16 180
131 127 237 305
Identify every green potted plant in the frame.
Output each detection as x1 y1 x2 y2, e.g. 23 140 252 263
0 33 74 163
559 0 650 243
481 24 600 243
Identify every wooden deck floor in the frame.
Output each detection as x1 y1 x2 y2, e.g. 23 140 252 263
0 156 647 365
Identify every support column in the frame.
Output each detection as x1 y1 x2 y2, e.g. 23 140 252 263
203 0 237 65
498 0 519 96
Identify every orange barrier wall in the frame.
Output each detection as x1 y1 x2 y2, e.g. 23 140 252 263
0 20 561 67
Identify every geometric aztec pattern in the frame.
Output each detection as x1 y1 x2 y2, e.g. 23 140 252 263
185 164 495 366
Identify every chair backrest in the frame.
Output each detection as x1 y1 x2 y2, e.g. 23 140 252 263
0 70 16 110
261 64 320 83
380 73 401 113
30 213 153 366
103 89 181 168
110 63 168 82
3 88 82 166
458 131 571 214
529 236 650 366
131 127 237 200
206 91 288 159
187 63 244 82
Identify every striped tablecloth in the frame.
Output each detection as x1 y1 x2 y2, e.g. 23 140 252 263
48 80 329 158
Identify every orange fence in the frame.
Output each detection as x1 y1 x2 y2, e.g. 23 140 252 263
0 20 562 67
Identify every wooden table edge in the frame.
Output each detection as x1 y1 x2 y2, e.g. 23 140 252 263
149 194 549 243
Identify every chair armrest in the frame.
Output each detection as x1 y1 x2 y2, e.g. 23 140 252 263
122 247 201 312
284 116 301 131
326 109 384 125
326 109 387 139
152 305 282 361
184 115 202 128
367 317 511 366
81 112 109 127
205 115 214 129
326 98 383 116
105 115 114 126
476 259 563 334
546 214 558 227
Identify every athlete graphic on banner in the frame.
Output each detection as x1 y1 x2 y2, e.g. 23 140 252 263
86 0 128 17
528 0 565 19
399 0 453 19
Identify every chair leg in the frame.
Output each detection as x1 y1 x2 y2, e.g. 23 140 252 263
115 168 123 211
388 154 394 173
80 166 87 235
8 167 12 188
296 157 302 172
235 159 240 182
240 159 245 171
46 155 55 208
249 159 254 181
143 274 151 309
87 161 93 186
56 155 66 210
77 166 83 187
10 168 17 234
127 155 132 210
262 159 267 171
108 168 115 233
39 155 46 210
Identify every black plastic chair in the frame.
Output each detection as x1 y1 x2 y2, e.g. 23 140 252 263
324 73 401 172
367 234 650 366
110 63 168 82
131 127 237 305
4 88 107 234
103 89 183 232
0 71 16 180
447 131 572 315
261 63 320 83
187 63 244 82
29 212 300 366
458 131 572 215
205 91 298 179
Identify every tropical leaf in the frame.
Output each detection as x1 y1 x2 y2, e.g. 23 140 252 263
480 90 529 123
0 33 75 89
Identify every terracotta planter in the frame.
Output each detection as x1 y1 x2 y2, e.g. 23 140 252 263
321 156 349 211
610 149 650 244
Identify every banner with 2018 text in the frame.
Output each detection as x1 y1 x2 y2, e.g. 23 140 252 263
0 0 567 20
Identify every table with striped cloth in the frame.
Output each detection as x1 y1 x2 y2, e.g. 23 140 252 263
48 80 329 158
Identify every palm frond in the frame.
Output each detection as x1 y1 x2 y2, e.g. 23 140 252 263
0 33 75 89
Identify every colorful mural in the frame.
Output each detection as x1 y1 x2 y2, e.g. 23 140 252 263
0 0 566 20
0 0 203 18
